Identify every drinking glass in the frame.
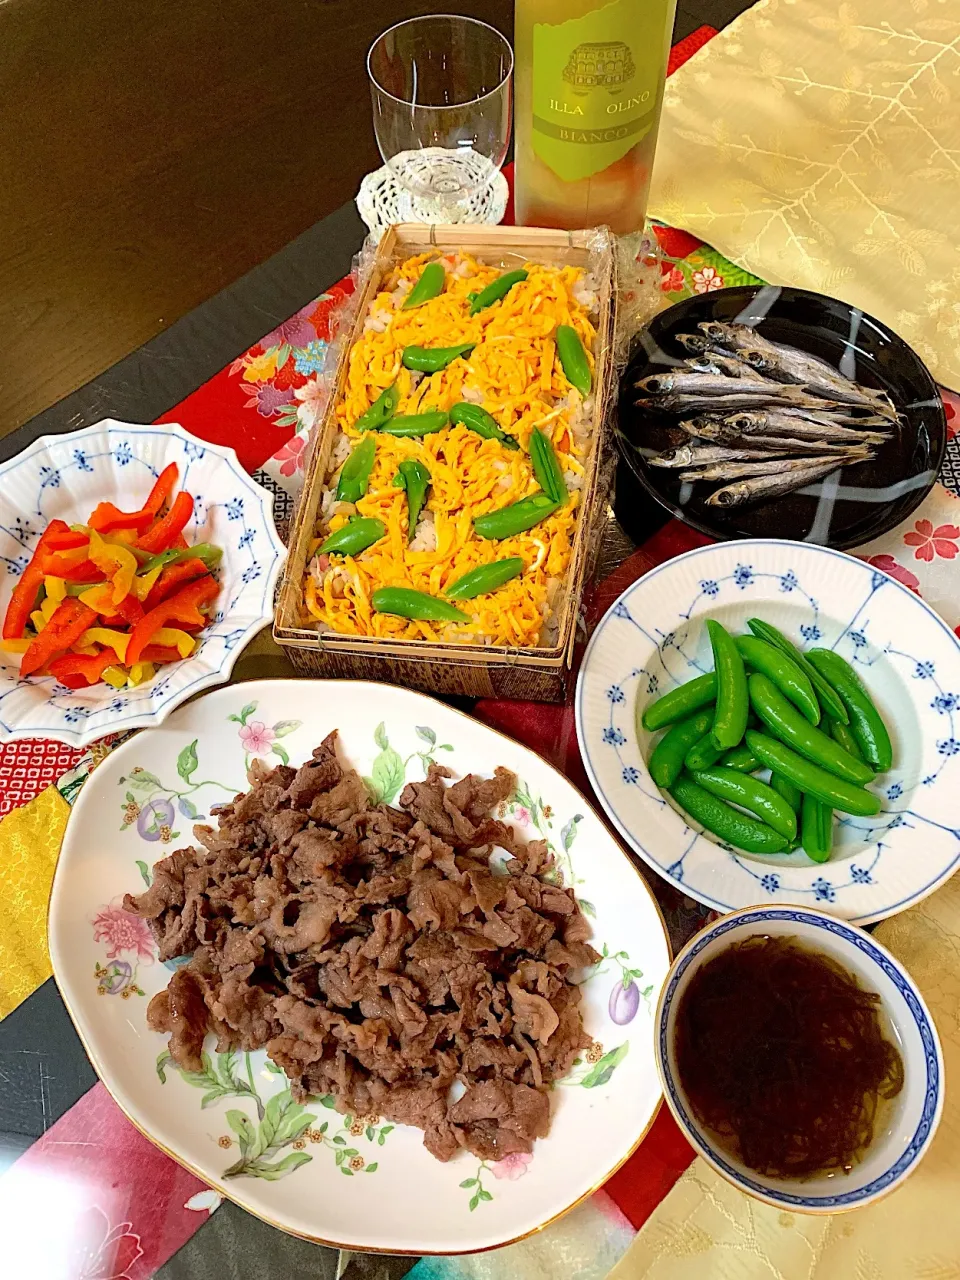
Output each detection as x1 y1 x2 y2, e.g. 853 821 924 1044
367 15 513 221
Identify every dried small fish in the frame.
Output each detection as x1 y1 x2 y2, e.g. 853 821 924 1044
705 456 850 507
685 353 756 378
679 418 865 453
637 387 837 414
697 321 897 419
776 407 896 429
637 370 786 397
676 333 711 355
722 410 890 445
678 451 872 482
648 444 793 468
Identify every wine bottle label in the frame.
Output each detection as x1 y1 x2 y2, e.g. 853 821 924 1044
532 0 671 182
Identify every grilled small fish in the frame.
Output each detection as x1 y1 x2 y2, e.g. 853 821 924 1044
637 370 785 397
678 451 872 483
697 321 897 418
776 407 896 429
705 456 851 507
685 353 756 378
648 444 793 468
637 387 838 414
676 333 712 355
722 410 890 445
680 418 866 453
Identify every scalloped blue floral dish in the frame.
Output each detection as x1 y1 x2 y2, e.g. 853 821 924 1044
576 539 960 925
655 906 943 1212
0 420 285 746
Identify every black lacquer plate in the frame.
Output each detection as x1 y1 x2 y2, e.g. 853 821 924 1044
616 286 946 550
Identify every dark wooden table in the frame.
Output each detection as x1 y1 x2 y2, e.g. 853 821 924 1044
0 0 747 442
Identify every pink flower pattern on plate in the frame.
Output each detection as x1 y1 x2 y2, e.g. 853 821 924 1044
903 519 960 562
239 720 276 755
491 1152 532 1181
92 901 155 963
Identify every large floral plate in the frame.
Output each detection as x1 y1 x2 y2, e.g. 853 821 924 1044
49 680 671 1254
0 420 285 745
577 540 960 925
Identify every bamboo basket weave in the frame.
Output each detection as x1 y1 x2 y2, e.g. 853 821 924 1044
274 223 618 702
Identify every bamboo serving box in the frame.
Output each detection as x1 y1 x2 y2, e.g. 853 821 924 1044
274 223 618 702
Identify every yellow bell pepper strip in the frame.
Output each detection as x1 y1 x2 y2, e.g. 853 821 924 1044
102 666 129 689
20 599 98 677
128 661 156 687
78 628 131 662
43 576 68 606
78 583 119 614
88 531 138 607
131 564 165 602
0 639 31 654
150 628 196 658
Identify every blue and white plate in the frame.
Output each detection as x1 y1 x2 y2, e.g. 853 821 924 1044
655 906 943 1212
576 540 960 925
0 420 285 746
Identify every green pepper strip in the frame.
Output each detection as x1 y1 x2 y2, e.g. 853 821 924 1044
720 744 762 772
401 344 475 374
374 412 450 438
402 261 445 310
670 775 789 855
707 619 749 750
139 543 222 576
746 618 849 724
445 558 524 601
529 428 568 506
745 731 880 816
748 672 873 784
468 269 528 315
801 792 833 863
473 492 559 540
556 324 592 397
641 673 717 732
649 708 715 789
735 635 820 725
691 766 797 841
449 403 519 450
371 587 468 624
354 383 399 432
336 435 377 504
319 517 387 558
393 460 431 543
770 772 803 815
684 734 724 772
806 648 893 772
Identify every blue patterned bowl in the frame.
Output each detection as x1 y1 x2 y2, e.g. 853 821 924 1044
0 420 285 745
655 906 943 1213
576 539 960 925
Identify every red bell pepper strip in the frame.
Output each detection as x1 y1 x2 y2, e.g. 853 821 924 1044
137 492 194 555
49 650 118 688
114 595 145 627
145 463 179 515
172 535 189 550
19 599 98 677
125 574 219 665
3 520 71 640
40 555 102 582
88 503 155 534
139 644 186 664
46 529 90 551
142 559 208 611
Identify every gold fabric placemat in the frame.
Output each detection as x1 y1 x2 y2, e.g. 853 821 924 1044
0 785 69 1019
648 0 960 390
610 870 960 1278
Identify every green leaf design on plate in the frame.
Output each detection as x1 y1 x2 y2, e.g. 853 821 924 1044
273 720 301 738
136 860 152 888
415 725 436 746
374 721 389 751
363 725 405 805
126 770 162 792
177 740 199 783
560 814 582 851
581 1042 629 1089
272 743 290 766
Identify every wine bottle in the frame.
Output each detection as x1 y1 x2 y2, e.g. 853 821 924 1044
515 0 677 233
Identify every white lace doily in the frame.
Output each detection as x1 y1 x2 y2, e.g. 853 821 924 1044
357 147 508 238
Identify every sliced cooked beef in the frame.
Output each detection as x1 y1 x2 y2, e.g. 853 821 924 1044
129 730 596 1164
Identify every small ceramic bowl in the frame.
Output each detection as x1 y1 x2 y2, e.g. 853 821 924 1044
655 905 943 1213
0 419 285 745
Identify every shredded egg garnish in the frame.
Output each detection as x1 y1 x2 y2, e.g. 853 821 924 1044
302 252 598 647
